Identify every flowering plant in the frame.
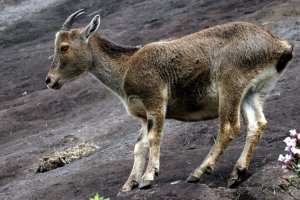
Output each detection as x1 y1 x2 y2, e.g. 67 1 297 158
278 129 300 199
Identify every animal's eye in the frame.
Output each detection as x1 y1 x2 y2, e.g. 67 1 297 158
60 45 69 52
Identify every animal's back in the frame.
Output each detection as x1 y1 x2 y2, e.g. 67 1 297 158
136 22 287 84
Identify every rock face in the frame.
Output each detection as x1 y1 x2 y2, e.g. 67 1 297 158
0 0 300 199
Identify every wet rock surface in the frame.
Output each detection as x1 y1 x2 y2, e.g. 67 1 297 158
0 0 300 199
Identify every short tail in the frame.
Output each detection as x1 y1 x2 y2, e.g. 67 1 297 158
276 41 294 73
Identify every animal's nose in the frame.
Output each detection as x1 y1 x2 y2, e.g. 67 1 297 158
45 76 51 84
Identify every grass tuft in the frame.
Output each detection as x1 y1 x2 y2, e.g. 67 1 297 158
37 142 98 172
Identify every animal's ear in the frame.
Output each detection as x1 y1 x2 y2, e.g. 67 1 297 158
82 15 100 40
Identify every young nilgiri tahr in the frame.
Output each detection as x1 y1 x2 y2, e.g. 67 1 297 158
46 9 294 192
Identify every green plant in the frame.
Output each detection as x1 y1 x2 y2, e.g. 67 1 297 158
278 129 300 199
89 193 110 200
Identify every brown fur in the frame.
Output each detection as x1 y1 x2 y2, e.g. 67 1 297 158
46 11 294 192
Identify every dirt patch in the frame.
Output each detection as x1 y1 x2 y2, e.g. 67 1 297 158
37 142 98 173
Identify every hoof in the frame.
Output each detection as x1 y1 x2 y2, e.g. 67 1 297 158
138 180 153 189
121 180 139 192
186 175 199 183
155 169 159 176
228 167 247 188
228 178 239 188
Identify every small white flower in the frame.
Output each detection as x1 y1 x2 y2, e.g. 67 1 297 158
284 137 297 148
291 147 300 155
289 129 297 137
278 154 285 162
278 154 293 164
283 154 293 164
284 137 292 143
285 147 290 151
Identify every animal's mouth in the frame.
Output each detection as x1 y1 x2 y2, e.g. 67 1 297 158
48 78 61 90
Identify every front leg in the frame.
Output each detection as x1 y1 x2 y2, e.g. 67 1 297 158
122 119 148 192
139 108 166 189
121 80 168 190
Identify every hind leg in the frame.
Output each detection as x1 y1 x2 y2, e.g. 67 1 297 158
187 85 243 182
228 91 267 187
228 66 281 187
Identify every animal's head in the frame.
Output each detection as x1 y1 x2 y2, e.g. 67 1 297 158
46 9 100 90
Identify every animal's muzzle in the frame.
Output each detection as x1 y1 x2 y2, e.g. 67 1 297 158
45 76 61 90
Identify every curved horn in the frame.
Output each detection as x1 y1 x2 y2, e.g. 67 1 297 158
61 9 85 31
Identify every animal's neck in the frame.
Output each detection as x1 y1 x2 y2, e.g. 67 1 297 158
88 34 139 97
